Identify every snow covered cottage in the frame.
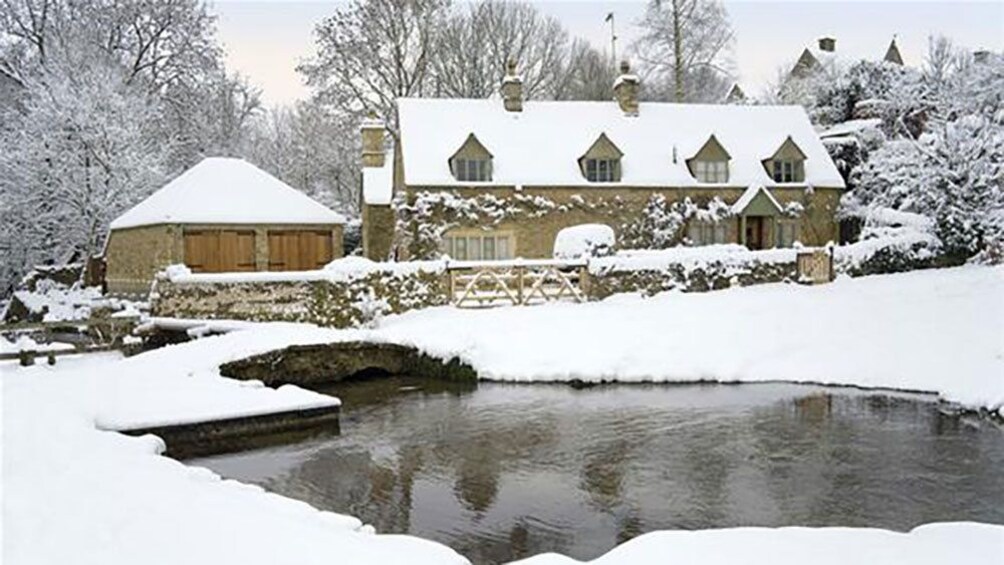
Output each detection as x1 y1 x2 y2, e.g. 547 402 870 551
104 158 345 295
360 61 846 261
789 36 903 80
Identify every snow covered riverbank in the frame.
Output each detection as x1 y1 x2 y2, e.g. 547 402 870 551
373 265 1004 413
3 266 1003 565
2 351 469 565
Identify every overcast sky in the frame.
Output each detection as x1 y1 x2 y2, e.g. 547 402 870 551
212 0 1004 106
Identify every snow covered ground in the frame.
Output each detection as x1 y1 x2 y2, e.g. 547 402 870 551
2 349 468 565
510 523 1004 565
3 266 1002 565
373 265 1004 413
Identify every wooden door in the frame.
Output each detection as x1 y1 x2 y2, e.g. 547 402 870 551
745 217 765 250
184 230 256 273
267 230 333 271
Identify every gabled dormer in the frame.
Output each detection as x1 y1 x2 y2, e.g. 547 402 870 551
763 136 806 183
687 135 731 183
579 133 623 183
449 134 493 182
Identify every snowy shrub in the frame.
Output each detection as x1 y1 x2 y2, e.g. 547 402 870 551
553 224 615 259
618 195 732 249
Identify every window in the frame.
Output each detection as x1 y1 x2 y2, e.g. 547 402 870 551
776 221 799 248
443 233 513 260
584 158 619 182
693 160 729 183
687 221 729 245
454 158 490 182
771 160 803 183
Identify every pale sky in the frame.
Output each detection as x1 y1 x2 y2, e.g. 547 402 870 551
212 0 1004 106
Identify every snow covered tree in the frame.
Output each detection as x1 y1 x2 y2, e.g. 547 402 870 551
633 0 735 103
432 0 572 100
240 101 362 217
298 0 449 136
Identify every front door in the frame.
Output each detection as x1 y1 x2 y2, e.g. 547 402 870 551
745 216 765 250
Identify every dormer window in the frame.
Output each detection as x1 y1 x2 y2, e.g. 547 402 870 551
693 160 728 183
454 158 490 182
763 136 806 183
449 133 493 182
585 159 619 182
579 133 623 183
688 135 731 184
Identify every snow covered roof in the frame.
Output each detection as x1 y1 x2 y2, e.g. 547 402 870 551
397 98 845 189
362 161 394 205
110 158 345 230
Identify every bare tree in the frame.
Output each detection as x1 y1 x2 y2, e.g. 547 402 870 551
432 0 571 99
298 0 449 136
633 0 735 102
555 40 617 101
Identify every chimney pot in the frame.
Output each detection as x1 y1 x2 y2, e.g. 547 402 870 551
818 37 836 53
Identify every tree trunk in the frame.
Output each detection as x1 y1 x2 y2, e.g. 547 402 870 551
672 0 684 102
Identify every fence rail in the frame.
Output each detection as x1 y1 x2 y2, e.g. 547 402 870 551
0 316 141 366
446 259 588 308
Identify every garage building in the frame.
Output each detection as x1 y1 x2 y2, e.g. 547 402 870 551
105 157 345 295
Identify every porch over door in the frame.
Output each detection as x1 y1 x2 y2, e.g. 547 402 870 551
267 230 333 271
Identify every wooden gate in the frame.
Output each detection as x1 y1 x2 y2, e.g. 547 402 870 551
447 259 587 308
183 230 256 273
267 230 334 271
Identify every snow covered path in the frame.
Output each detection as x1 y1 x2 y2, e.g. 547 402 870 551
375 265 1004 413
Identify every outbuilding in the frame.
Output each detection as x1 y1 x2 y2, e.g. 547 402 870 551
105 157 345 295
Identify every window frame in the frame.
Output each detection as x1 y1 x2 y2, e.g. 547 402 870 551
442 232 514 261
693 159 729 183
453 157 491 182
584 158 619 183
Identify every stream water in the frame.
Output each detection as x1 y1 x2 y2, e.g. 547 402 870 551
191 377 1004 564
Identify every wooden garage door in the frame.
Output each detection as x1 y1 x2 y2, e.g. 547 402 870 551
267 230 333 271
183 230 257 273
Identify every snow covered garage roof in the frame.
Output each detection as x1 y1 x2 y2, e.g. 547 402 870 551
110 158 345 230
397 98 845 189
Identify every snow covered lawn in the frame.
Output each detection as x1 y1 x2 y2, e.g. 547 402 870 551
375 265 1004 412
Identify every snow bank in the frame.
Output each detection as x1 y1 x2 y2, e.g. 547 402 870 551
3 333 469 565
590 244 797 274
375 266 1004 412
160 258 446 285
510 523 1003 565
553 224 615 259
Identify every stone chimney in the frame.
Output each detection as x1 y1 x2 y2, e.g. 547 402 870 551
360 112 386 168
613 60 640 116
818 37 836 53
501 58 523 112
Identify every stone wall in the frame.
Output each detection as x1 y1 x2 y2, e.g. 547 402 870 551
585 249 800 298
152 261 448 328
105 225 181 295
396 185 841 260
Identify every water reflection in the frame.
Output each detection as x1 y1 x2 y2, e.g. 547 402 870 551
191 378 1004 565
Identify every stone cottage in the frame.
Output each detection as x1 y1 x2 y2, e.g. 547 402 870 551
105 157 345 295
361 62 846 262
